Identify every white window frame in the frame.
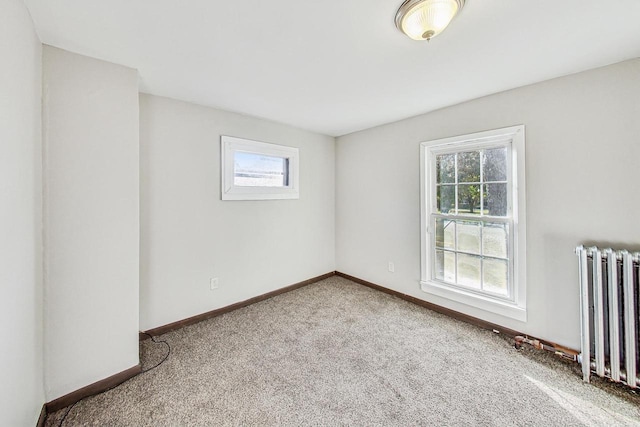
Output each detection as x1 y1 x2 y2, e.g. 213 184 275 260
420 125 527 321
221 135 299 201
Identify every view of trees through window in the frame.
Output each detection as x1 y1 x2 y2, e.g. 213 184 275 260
435 147 507 215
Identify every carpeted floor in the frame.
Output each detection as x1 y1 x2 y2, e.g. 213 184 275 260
46 276 640 426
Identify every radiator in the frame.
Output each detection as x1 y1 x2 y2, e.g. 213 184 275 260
576 245 639 388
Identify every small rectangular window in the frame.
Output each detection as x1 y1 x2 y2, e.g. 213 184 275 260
233 152 289 188
221 136 299 200
420 125 527 321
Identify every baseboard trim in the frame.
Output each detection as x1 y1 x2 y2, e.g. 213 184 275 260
45 364 142 413
142 271 337 338
36 404 46 427
335 271 578 353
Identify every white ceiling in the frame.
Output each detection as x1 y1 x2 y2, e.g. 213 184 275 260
25 0 640 136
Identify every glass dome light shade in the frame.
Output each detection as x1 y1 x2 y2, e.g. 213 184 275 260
396 0 465 41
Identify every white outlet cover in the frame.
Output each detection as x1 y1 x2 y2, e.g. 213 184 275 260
210 278 219 289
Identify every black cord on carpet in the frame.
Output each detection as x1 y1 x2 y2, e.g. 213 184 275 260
140 332 171 373
57 401 78 427
57 332 171 427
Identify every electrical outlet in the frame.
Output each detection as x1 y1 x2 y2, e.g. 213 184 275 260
210 278 219 290
388 262 395 273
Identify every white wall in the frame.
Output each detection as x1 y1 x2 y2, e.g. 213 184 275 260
336 59 640 350
139 94 335 330
0 0 44 424
43 46 140 400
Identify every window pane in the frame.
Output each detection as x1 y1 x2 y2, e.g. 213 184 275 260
435 250 455 283
482 223 508 259
457 254 481 289
483 258 509 296
457 221 480 254
483 147 507 182
234 152 289 187
457 151 480 183
458 184 481 215
435 219 455 250
484 183 507 216
437 185 455 214
436 154 455 184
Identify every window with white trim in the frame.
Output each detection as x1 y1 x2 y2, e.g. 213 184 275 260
221 136 299 200
420 126 526 321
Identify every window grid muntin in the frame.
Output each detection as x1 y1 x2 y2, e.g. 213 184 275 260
480 150 484 215
454 154 458 214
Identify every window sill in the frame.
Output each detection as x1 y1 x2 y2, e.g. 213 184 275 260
420 280 527 322
221 190 299 201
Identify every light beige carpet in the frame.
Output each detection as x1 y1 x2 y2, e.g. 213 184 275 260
46 276 640 426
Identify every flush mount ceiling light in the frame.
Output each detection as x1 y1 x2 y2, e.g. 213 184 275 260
395 0 465 41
